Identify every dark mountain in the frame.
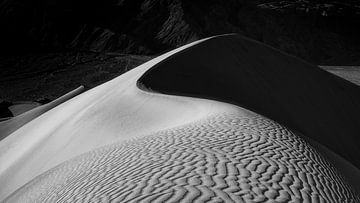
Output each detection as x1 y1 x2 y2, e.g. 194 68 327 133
1 0 360 65
1 0 360 103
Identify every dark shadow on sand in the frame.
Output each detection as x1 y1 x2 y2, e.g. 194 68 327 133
138 34 360 169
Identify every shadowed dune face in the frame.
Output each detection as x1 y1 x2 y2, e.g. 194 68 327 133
6 112 360 202
139 34 360 169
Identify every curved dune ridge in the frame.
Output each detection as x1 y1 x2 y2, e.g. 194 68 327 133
0 34 360 202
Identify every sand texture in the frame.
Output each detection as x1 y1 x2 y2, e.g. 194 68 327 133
0 35 359 202
6 112 360 202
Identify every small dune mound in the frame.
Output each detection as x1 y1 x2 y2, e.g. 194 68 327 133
0 86 84 141
8 102 41 117
1 35 359 202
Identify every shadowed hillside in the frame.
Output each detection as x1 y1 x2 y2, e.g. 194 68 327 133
1 0 360 103
0 0 359 65
0 52 150 101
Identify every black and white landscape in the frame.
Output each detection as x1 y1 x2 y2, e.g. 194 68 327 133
1 1 360 202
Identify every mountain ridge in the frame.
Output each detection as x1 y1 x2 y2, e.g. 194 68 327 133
1 0 359 65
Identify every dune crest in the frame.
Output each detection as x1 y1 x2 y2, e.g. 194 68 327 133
1 35 359 202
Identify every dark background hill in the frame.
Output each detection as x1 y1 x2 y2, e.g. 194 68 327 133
1 0 360 101
1 0 360 64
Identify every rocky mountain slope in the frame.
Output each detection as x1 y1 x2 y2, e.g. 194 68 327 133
0 53 150 101
1 0 360 64
1 0 360 103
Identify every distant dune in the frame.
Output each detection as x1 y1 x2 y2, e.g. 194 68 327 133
8 102 41 117
0 86 84 141
0 35 359 202
320 66 360 86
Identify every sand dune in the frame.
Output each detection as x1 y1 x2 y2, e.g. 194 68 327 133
8 102 41 117
0 35 359 202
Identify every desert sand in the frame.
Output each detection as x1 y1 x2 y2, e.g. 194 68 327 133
0 35 359 202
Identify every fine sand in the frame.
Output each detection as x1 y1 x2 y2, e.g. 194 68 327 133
0 35 359 202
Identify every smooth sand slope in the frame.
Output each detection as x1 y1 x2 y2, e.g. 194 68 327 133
0 35 359 202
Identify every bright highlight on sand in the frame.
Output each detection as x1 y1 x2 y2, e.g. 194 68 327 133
0 35 359 202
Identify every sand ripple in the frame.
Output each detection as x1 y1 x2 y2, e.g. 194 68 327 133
6 111 359 202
